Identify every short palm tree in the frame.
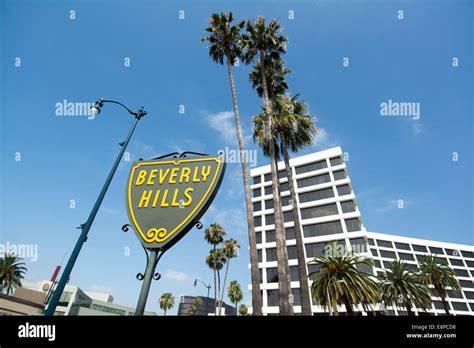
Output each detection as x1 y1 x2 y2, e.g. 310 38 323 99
158 293 175 316
204 223 226 313
219 239 240 313
243 16 293 315
228 280 243 310
379 260 432 315
253 94 317 315
202 13 263 315
238 304 249 316
206 248 226 315
420 255 461 315
0 255 27 295
309 244 379 315
188 297 203 316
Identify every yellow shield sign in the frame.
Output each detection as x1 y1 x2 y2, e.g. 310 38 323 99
126 155 225 250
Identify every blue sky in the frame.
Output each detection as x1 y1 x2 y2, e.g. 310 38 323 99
0 0 472 314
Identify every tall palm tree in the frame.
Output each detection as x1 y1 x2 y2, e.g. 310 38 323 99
228 280 243 311
158 292 175 316
202 12 263 315
308 243 379 315
379 260 432 315
243 16 293 315
206 248 226 315
253 94 317 315
0 255 27 295
420 255 461 315
204 223 226 313
219 239 240 313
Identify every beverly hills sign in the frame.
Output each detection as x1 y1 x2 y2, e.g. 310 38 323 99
126 154 225 250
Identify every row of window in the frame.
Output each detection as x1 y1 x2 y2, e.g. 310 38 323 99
252 156 344 185
253 185 353 213
368 238 474 259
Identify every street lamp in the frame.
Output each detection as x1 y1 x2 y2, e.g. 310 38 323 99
194 278 211 315
45 98 148 316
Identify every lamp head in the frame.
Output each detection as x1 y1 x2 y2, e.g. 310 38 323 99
193 279 198 287
90 98 104 116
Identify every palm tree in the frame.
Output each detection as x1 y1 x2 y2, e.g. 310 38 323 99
206 248 226 315
188 297 203 316
308 243 379 315
228 280 243 311
420 255 461 315
0 255 27 295
158 293 175 316
379 260 432 315
243 16 293 315
253 94 317 316
219 239 240 313
238 304 249 316
204 223 226 313
202 12 263 315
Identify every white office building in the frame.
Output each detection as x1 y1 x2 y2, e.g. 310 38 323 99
249 147 474 315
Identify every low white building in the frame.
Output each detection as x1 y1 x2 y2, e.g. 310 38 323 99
248 147 474 315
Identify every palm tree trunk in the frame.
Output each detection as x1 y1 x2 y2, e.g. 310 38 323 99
441 295 451 316
219 260 230 316
259 49 293 316
406 302 413 316
226 56 262 316
213 266 217 315
342 295 354 316
164 309 167 316
217 270 221 315
279 130 312 316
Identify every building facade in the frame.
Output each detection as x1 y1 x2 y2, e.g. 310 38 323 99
177 295 237 316
249 147 474 315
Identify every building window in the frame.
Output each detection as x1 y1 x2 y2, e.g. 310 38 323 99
376 240 393 248
283 211 293 222
451 302 468 311
394 242 410 250
398 252 415 261
290 266 299 281
464 291 474 300
340 200 356 213
345 218 360 232
305 240 344 258
405 263 417 271
447 290 463 299
253 176 261 184
298 187 334 203
412 244 427 253
295 160 327 175
379 250 396 259
461 250 474 258
278 170 287 179
429 247 444 255
281 196 292 206
267 290 279 307
266 268 278 283
285 227 296 240
450 258 465 267
303 220 343 238
373 259 381 268
368 238 375 246
279 182 290 192
264 186 273 195
370 249 378 257
253 201 262 212
466 260 474 267
264 199 274 210
253 188 261 198
444 248 461 257
454 269 469 277
256 232 262 244
292 288 301 306
266 214 275 225
333 170 346 181
349 237 367 253
459 280 474 288
308 263 321 280
297 173 331 188
266 248 277 262
336 184 351 196
301 203 338 220
264 173 272 182
254 216 262 227
258 250 262 262
329 157 343 167
433 301 445 310
287 246 298 260
266 230 276 243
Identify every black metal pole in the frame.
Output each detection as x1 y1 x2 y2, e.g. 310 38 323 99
45 117 140 316
135 249 159 315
